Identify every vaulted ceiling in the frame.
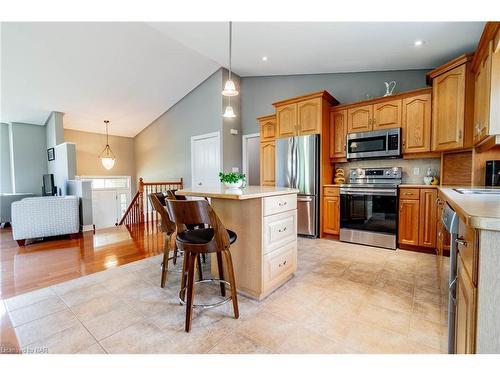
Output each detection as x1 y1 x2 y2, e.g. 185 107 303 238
1 22 485 137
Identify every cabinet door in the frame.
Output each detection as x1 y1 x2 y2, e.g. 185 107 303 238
330 110 347 158
323 196 340 235
418 189 437 248
347 105 373 133
473 42 492 145
276 103 297 138
455 255 477 354
398 199 420 246
260 141 275 186
297 98 322 135
432 64 466 151
260 117 276 142
373 99 402 130
402 93 432 154
436 198 446 256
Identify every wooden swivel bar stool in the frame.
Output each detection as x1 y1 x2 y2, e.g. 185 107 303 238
166 199 239 332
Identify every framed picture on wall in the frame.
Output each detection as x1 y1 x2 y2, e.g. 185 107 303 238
47 147 55 161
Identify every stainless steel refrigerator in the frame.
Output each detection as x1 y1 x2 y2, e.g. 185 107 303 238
275 134 320 237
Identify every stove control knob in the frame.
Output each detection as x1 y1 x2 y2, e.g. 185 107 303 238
385 170 391 175
392 167 400 176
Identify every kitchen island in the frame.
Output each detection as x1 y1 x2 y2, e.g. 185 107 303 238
176 186 299 301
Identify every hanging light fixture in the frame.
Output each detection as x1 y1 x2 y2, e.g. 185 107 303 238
223 96 236 118
99 120 115 170
222 21 238 97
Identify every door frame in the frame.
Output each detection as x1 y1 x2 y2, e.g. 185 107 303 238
191 131 221 187
242 133 260 182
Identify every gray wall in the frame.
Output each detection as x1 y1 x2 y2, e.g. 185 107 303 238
135 69 223 186
0 122 12 193
45 111 64 149
240 69 430 135
10 122 48 193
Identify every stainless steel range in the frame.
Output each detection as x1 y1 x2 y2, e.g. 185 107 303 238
340 167 402 249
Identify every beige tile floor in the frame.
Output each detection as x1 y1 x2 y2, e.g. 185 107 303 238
4 238 450 354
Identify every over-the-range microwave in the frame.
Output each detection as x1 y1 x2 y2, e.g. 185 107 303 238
346 128 401 160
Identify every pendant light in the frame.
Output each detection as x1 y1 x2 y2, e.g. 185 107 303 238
222 21 238 97
99 120 115 170
223 96 236 118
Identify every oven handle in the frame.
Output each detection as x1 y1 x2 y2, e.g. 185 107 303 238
340 188 397 196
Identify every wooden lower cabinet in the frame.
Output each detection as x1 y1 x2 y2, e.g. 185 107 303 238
436 197 451 255
418 189 438 248
323 196 340 235
398 199 420 246
455 254 477 354
398 187 438 249
260 141 275 186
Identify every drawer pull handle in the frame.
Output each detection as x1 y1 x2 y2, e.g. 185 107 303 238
403 192 413 195
278 227 287 233
278 201 287 207
455 238 468 247
279 260 287 267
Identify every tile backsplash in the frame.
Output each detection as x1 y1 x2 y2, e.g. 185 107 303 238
336 158 441 184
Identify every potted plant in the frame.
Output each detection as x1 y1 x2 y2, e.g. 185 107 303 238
219 172 246 189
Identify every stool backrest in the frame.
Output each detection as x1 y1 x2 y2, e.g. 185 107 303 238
166 189 186 200
166 199 230 250
149 193 176 235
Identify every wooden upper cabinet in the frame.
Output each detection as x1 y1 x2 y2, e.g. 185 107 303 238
373 99 402 130
402 93 432 154
347 105 373 133
473 41 492 145
258 115 276 142
260 141 276 186
427 54 474 152
276 103 297 138
398 199 420 246
418 189 437 248
330 109 347 159
297 98 322 135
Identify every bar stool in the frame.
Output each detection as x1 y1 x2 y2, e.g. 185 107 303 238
148 193 176 288
166 199 239 332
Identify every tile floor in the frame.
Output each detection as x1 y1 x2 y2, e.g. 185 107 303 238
3 238 450 354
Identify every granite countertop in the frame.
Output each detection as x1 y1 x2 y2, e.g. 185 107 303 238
439 187 500 231
176 186 299 200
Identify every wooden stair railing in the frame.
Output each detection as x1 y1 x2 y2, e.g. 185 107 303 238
118 177 183 225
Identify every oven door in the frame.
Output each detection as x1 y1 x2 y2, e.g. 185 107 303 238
340 188 398 235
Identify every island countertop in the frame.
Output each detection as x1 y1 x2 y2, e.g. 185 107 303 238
439 187 500 231
176 185 299 200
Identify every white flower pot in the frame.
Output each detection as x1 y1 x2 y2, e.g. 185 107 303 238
223 180 243 189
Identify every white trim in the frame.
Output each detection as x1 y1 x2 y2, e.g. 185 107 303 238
191 131 221 187
8 123 16 194
242 133 260 183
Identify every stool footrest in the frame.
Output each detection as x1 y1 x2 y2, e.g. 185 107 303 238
178 278 232 309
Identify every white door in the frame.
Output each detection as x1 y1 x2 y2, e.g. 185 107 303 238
92 190 120 229
191 132 221 187
242 133 260 186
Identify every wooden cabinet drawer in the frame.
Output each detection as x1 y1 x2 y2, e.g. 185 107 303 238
323 186 340 197
263 210 297 254
399 188 420 200
263 194 297 216
263 241 297 291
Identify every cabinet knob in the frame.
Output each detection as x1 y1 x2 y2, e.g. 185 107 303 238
458 130 463 139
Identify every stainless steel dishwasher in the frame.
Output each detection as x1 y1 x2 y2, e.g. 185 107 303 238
442 203 459 354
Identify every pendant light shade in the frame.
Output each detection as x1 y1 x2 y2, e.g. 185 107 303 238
222 21 239 97
223 97 236 118
99 120 115 170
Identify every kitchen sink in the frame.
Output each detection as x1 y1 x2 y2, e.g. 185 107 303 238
454 188 500 195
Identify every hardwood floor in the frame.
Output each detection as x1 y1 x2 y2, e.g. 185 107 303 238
0 223 164 300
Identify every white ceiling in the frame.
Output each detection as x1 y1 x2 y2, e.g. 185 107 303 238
1 22 485 137
152 22 485 76
0 22 220 137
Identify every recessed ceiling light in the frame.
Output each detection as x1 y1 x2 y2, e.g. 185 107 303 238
262 56 268 61
414 40 425 47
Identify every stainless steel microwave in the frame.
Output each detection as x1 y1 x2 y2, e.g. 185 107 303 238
346 128 401 160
